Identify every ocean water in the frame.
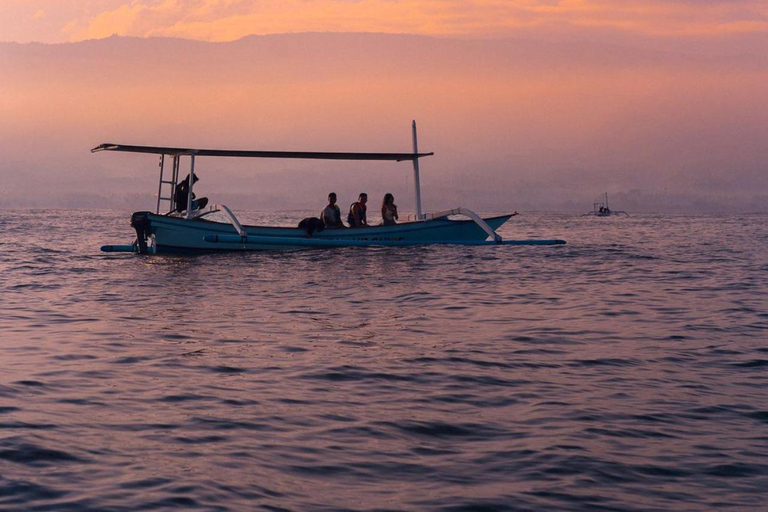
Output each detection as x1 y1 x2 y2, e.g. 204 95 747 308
0 209 766 512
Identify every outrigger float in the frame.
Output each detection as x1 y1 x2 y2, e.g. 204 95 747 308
95 122 566 253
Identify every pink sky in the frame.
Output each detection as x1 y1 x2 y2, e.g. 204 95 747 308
2 0 767 43
1 2 766 212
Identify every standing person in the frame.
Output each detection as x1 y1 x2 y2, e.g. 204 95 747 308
175 174 208 213
347 193 368 228
381 193 398 226
320 192 345 228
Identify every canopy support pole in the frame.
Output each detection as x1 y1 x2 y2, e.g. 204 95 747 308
172 155 180 210
155 155 165 214
412 120 423 221
186 155 196 219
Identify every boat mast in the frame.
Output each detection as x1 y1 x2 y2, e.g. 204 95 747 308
412 120 423 220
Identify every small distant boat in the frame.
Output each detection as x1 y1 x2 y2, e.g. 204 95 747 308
583 192 629 217
94 122 566 254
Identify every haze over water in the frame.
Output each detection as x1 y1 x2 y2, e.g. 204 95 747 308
1 210 766 511
2 32 767 213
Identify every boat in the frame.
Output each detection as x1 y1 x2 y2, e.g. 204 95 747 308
583 192 629 217
94 122 566 253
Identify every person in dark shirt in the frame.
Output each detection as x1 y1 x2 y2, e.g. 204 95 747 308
347 193 368 228
175 174 208 213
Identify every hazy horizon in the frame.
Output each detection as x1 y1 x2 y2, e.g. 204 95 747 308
1 31 767 214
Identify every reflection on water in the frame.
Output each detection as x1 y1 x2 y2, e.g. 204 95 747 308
0 210 766 511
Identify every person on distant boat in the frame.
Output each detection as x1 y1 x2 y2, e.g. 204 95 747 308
381 193 398 226
175 174 208 213
347 193 368 228
320 192 345 228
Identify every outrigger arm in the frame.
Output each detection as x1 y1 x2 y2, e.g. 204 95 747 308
425 207 504 243
213 204 246 237
410 121 502 243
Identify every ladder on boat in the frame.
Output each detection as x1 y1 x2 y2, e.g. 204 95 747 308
155 155 181 214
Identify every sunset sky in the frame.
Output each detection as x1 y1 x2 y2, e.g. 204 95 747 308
3 0 768 43
1 2 766 212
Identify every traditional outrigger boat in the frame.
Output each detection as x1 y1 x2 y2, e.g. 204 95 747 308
583 192 629 217
95 122 565 253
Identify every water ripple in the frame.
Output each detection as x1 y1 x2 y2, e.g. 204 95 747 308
0 210 766 511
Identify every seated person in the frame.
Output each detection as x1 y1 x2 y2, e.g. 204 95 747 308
347 193 368 228
320 192 345 228
381 193 398 226
175 174 208 212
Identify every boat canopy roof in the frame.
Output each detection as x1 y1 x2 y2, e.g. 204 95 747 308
91 143 433 162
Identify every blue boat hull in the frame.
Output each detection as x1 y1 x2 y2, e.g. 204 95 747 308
101 212 566 253
150 213 513 253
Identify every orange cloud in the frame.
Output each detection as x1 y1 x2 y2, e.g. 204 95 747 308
60 0 768 42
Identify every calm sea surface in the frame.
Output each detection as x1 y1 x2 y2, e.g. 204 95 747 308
0 209 766 512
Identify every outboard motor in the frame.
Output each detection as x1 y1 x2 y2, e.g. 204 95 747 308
298 217 325 237
130 211 152 254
